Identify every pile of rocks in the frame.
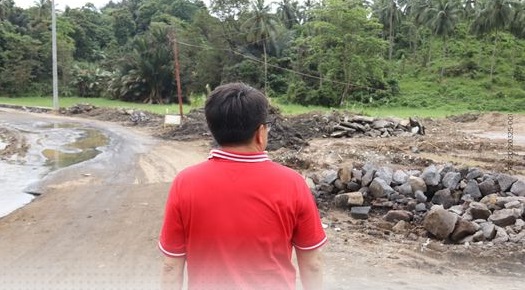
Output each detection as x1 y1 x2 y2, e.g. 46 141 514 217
285 111 426 140
62 103 96 114
309 163 525 244
328 116 425 138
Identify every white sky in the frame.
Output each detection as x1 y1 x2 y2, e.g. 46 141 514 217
13 0 119 10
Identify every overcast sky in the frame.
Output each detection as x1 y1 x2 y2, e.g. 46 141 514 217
13 0 119 10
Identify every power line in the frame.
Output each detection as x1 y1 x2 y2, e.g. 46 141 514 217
175 39 381 92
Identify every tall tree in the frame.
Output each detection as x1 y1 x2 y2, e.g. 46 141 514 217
110 23 175 104
241 0 280 93
276 0 299 29
471 0 515 80
372 0 402 60
510 0 525 38
289 0 388 106
424 0 462 77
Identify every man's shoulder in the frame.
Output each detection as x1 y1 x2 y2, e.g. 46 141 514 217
176 159 213 178
264 161 307 182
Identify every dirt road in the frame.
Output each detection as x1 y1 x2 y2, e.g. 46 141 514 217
0 110 524 289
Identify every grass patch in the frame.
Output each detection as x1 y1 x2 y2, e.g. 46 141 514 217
1 94 523 119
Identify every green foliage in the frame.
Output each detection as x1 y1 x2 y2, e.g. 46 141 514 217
1 0 525 114
70 63 113 98
286 0 391 107
109 23 178 104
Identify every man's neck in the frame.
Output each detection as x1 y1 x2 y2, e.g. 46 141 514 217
220 143 264 153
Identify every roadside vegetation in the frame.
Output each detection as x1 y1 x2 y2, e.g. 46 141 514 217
0 0 524 116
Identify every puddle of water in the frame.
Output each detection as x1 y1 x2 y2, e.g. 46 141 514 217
0 163 46 217
41 129 109 169
0 120 110 218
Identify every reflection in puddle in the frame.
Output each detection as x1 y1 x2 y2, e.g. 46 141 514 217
41 128 109 169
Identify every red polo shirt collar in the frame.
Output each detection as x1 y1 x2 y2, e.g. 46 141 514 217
208 149 270 163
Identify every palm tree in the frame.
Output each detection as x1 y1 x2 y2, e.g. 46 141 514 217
276 0 299 29
372 0 402 60
424 0 462 77
111 25 175 104
241 0 280 93
0 0 14 21
471 0 515 80
510 1 525 38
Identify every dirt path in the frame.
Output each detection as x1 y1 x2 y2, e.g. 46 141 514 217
0 110 524 289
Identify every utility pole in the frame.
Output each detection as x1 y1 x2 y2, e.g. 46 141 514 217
168 29 184 121
51 0 59 111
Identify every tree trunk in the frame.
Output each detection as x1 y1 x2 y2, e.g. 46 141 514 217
490 30 498 81
388 4 394 61
263 41 268 94
427 41 432 67
339 83 350 106
440 37 447 78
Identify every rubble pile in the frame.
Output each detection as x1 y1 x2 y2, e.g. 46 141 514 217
286 112 425 139
60 104 162 126
310 163 525 244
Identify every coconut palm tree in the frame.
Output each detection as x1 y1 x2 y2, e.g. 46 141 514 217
276 0 299 29
372 0 402 60
241 0 280 93
424 0 462 77
510 1 525 38
471 0 515 80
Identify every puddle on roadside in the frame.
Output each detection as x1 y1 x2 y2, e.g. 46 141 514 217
41 128 109 169
34 122 78 129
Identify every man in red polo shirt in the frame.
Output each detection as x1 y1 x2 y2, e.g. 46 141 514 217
159 83 327 290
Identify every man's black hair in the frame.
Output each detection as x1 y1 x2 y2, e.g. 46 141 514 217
205 83 268 146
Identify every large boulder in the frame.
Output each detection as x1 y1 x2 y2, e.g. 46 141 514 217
468 202 491 220
396 183 413 196
431 188 455 209
408 176 427 194
361 169 376 187
478 179 499 196
463 180 482 200
510 180 525 196
466 168 483 180
423 207 458 240
479 222 496 240
451 219 479 243
375 167 394 186
392 170 409 185
421 165 441 186
496 174 518 192
442 172 461 190
488 209 517 227
369 178 394 198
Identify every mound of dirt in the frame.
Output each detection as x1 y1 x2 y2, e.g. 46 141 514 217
59 104 163 127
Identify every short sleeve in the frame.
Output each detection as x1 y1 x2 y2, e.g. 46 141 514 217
158 180 187 257
292 181 327 251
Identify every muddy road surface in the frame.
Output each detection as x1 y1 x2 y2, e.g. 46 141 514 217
0 108 524 289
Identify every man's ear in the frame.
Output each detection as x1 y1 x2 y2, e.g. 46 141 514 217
254 124 265 148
